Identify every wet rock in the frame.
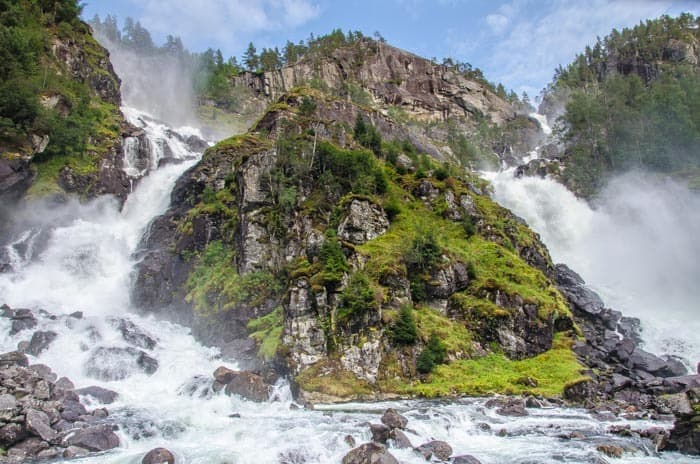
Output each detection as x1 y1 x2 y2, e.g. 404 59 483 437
609 374 633 392
25 408 57 442
452 456 482 464
345 435 357 448
415 440 452 461
113 318 157 350
223 371 271 402
381 408 408 430
63 445 90 458
54 377 75 391
8 309 38 335
342 442 399 464
564 379 596 403
75 385 119 404
0 351 29 368
24 331 58 356
142 447 176 464
177 375 213 399
657 392 693 415
337 199 390 245
7 437 50 460
496 403 528 417
389 429 412 449
596 444 624 458
29 364 58 383
85 346 158 380
629 349 685 378
667 388 700 455
213 366 238 384
370 423 390 444
62 424 119 451
60 399 89 422
0 423 27 447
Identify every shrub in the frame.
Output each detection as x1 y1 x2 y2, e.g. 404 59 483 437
463 215 476 238
433 166 449 181
416 333 448 374
337 272 376 321
319 234 348 289
404 231 441 272
390 305 418 346
383 198 401 221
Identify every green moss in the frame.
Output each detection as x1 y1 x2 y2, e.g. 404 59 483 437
414 306 473 356
401 334 587 397
248 307 284 360
295 360 373 398
27 152 98 198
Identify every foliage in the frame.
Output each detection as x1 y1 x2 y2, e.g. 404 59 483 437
416 333 447 374
353 114 382 156
389 305 418 346
318 234 348 289
404 229 441 272
316 141 387 196
337 272 376 321
550 13 700 196
185 241 281 316
247 307 284 360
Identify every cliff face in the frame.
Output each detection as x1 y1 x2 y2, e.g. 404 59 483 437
233 40 515 126
134 88 584 401
0 8 136 210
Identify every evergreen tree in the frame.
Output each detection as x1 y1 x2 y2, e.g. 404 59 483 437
243 42 259 71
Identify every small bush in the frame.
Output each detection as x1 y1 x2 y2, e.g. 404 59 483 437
338 272 377 321
463 216 476 238
390 305 418 346
416 333 448 374
383 198 401 221
433 166 449 181
319 234 348 289
404 231 441 272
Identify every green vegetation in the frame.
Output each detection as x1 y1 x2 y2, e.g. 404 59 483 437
318 233 348 290
404 334 587 397
185 241 281 317
549 13 700 196
247 307 284 360
416 333 448 374
1 1 123 196
337 272 377 322
295 359 373 398
388 305 418 346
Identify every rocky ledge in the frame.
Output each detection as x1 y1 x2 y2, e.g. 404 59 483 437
0 350 120 463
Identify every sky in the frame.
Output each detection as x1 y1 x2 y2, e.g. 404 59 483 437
82 0 700 98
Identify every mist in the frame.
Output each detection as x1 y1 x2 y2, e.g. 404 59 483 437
94 32 201 128
488 170 700 367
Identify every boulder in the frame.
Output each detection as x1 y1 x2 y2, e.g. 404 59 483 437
415 440 453 461
113 318 157 350
24 331 58 356
337 199 390 245
370 423 390 444
667 388 700 455
342 442 399 464
8 309 37 335
62 424 120 451
85 346 158 380
75 386 119 404
63 445 90 458
0 351 29 368
389 429 412 449
452 456 482 464
25 408 57 442
0 423 27 447
380 408 408 430
142 447 176 464
223 371 271 402
213 366 238 384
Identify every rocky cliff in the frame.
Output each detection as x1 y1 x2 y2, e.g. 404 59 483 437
133 87 587 402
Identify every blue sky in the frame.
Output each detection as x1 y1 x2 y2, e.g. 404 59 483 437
82 0 700 98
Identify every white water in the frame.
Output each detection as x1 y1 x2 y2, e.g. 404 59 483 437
485 115 700 369
0 109 697 463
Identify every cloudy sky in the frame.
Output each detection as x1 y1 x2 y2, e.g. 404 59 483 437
82 0 700 97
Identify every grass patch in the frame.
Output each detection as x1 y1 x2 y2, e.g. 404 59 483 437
414 306 473 356
248 307 284 360
295 360 373 398
400 334 587 398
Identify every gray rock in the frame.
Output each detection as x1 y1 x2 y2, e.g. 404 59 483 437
452 456 482 464
381 408 408 430
113 318 157 350
7 437 49 459
416 440 453 461
338 199 390 245
62 424 119 451
223 371 271 402
142 447 176 464
54 376 75 391
85 346 158 380
60 399 88 422
8 309 37 335
63 445 90 458
389 429 412 449
213 366 237 384
370 423 390 444
0 423 27 447
0 351 29 368
75 385 119 404
25 408 57 442
342 442 399 464
24 331 58 356
29 364 57 382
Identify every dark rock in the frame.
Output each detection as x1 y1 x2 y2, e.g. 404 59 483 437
29 364 57 383
24 331 58 356
63 445 90 458
381 408 408 430
342 442 399 464
142 447 176 464
609 374 633 392
8 309 37 335
62 424 120 451
370 423 390 444
213 366 237 384
60 399 88 422
415 440 453 461
345 435 356 448
564 379 596 403
389 429 412 449
75 386 119 404
54 377 75 391
0 351 29 368
25 408 57 442
497 403 528 417
337 199 389 245
667 388 700 455
36 446 62 459
223 371 271 402
452 456 482 464
85 346 158 380
596 444 624 458
113 318 157 350
7 437 49 459
0 423 27 447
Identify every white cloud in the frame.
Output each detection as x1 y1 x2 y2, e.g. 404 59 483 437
486 13 510 34
130 0 319 51
449 0 700 96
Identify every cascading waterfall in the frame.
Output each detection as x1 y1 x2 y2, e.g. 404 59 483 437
485 115 700 369
0 108 697 463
